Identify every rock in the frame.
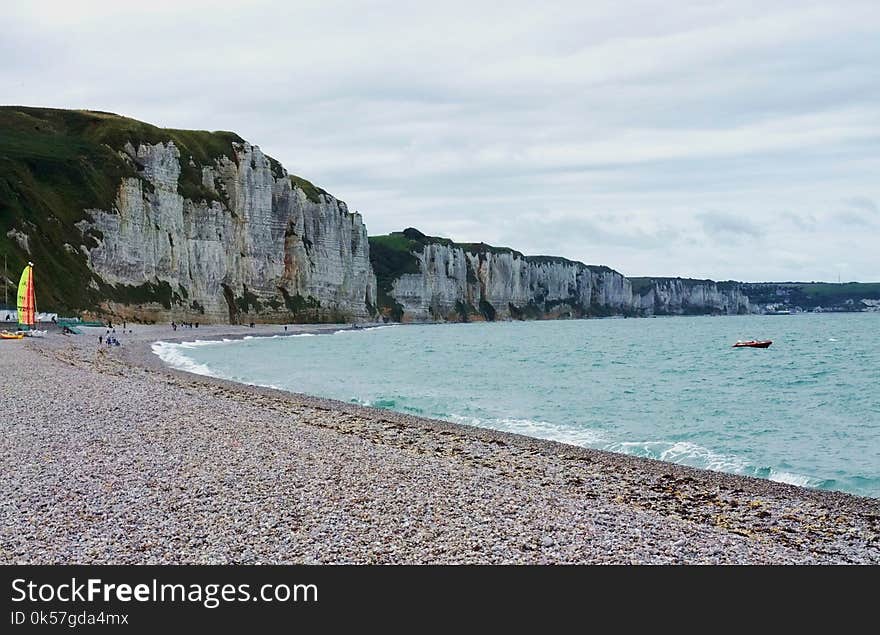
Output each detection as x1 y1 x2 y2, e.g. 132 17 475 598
78 142 377 323
633 278 749 315
389 242 633 321
381 238 749 322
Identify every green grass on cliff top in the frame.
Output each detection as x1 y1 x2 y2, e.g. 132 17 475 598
289 175 328 204
629 276 729 294
1 107 245 166
369 227 615 272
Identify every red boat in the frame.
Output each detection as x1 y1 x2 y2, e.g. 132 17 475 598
732 340 772 348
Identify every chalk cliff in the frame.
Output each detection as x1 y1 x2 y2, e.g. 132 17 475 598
0 107 376 322
80 141 376 322
370 229 749 321
630 278 750 316
1 107 751 325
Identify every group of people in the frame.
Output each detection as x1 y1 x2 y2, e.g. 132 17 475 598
99 327 131 346
171 321 199 331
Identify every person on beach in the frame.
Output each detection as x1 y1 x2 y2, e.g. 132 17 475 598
99 335 102 344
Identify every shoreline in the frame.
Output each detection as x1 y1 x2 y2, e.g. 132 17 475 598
3 324 878 563
146 321 873 505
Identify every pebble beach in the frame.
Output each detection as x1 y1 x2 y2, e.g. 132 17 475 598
2 324 878 564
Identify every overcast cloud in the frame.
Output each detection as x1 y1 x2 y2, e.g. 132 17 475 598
3 0 879 281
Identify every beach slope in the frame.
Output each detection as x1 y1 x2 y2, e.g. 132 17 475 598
2 326 877 564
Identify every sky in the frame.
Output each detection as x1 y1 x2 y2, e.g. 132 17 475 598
3 0 879 281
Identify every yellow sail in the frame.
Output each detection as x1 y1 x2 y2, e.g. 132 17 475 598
17 263 35 328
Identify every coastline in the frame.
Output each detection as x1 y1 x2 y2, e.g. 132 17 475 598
2 324 878 564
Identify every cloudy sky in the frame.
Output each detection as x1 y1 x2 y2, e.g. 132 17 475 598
4 0 879 281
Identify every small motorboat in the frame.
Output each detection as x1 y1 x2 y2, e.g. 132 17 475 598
733 339 772 348
1 331 25 340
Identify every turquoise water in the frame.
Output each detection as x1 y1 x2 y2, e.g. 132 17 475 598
154 313 880 498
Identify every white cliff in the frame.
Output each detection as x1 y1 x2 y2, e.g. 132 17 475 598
632 278 750 315
386 241 634 321
78 141 376 322
376 233 749 322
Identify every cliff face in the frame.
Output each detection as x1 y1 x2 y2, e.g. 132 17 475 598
631 278 750 316
80 141 376 322
0 107 751 325
0 107 376 322
391 244 633 321
370 229 749 322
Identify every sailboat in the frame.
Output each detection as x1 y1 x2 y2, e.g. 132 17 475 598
17 262 36 330
1 262 45 338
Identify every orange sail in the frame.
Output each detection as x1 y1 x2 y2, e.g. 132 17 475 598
17 263 35 328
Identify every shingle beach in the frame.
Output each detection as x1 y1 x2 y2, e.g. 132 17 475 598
2 325 877 564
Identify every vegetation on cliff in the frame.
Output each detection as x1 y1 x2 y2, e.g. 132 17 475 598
368 227 625 320
0 106 335 316
0 107 244 312
288 175 328 204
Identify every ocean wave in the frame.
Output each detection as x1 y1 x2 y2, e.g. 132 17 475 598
751 467 830 489
607 440 829 490
358 398 398 408
765 469 822 488
151 341 217 377
334 324 399 335
446 413 606 447
175 338 237 349
604 440 750 473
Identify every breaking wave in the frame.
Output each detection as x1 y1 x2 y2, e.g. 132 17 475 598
446 413 606 447
151 341 217 377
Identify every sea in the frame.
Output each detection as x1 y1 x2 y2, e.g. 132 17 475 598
153 313 880 498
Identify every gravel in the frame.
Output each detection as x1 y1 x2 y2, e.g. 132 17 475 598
1 324 877 564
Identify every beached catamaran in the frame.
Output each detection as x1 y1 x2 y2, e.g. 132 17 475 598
17 262 36 331
1 262 41 339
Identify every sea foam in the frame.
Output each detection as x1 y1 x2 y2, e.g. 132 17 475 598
151 341 217 377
